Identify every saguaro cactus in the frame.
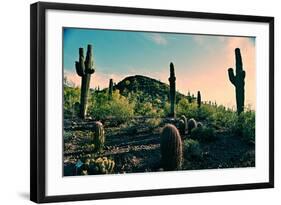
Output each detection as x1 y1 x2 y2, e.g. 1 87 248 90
197 91 201 108
108 78 113 99
169 62 176 117
75 44 95 119
227 48 245 115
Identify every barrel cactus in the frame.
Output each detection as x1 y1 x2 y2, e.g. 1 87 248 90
178 119 186 136
92 121 105 152
75 44 95 119
187 118 197 134
160 124 182 171
197 122 203 128
180 115 187 130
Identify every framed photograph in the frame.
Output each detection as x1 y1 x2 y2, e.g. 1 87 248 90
30 2 274 203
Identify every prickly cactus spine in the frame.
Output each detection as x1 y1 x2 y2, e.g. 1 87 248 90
197 91 201 108
228 48 245 115
169 62 176 117
160 124 182 171
75 44 95 119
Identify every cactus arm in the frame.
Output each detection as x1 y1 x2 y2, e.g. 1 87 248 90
75 47 85 76
228 68 236 86
75 61 84 76
235 48 243 71
85 44 95 74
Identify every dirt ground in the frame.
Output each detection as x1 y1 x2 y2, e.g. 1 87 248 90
63 118 255 176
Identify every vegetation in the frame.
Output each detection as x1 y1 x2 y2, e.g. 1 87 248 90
63 48 255 176
184 139 202 159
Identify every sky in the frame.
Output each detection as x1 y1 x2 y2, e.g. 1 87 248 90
63 28 256 109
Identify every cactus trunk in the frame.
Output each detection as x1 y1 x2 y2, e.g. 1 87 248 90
80 74 91 118
75 44 95 119
197 91 201 108
108 78 113 99
228 48 245 115
169 62 176 117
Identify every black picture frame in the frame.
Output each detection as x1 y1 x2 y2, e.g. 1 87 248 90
30 1 274 203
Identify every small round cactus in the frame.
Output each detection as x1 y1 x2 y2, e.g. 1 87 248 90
178 119 186 136
93 121 105 152
197 122 203 128
160 124 182 171
89 157 115 174
180 115 187 130
187 118 197 134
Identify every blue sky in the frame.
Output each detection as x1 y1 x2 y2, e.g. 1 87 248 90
63 27 255 109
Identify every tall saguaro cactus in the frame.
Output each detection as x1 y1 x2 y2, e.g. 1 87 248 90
228 48 245 115
197 91 201 108
108 78 113 99
75 44 95 119
169 62 176 117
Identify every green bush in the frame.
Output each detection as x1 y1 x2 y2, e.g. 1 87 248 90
63 85 80 118
176 99 215 121
240 110 255 144
89 90 134 124
146 118 162 129
211 108 238 132
183 139 202 159
191 126 216 142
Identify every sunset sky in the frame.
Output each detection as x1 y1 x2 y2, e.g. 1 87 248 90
63 28 256 109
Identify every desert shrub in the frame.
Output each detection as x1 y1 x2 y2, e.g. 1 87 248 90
240 110 255 144
127 91 165 117
176 99 215 121
146 118 162 129
191 126 216 142
176 99 197 118
160 124 182 171
89 90 134 124
63 85 80 118
183 139 202 159
136 102 158 117
196 105 215 121
211 108 238 131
